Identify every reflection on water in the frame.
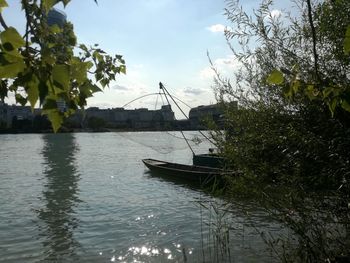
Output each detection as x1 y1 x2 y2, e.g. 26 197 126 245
0 132 283 262
144 170 203 191
37 133 81 261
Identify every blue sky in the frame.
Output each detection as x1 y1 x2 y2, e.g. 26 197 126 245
2 0 284 118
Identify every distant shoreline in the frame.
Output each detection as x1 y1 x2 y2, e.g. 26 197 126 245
0 127 207 135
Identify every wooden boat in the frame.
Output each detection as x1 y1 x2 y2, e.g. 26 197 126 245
142 158 232 183
192 153 225 168
192 147 227 168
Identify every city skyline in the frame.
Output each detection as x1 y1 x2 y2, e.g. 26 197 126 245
2 0 287 118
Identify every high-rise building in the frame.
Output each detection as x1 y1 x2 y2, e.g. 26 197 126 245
47 8 67 27
47 8 67 112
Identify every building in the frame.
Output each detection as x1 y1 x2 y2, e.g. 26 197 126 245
0 102 7 128
0 101 176 130
84 105 175 129
0 102 40 129
1 101 235 131
47 8 67 27
56 99 67 113
188 104 223 129
188 102 238 129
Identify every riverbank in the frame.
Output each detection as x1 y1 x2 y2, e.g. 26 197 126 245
0 126 210 134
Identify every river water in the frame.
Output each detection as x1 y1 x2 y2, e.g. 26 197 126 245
0 132 285 262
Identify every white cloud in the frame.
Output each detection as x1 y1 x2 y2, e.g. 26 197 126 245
206 24 232 33
183 87 204 95
86 59 218 119
199 55 241 80
215 56 238 67
88 102 115 109
199 67 216 79
173 86 215 114
111 84 129 91
86 63 154 110
4 92 16 105
269 9 282 19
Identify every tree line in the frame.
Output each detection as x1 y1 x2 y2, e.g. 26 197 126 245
212 0 350 261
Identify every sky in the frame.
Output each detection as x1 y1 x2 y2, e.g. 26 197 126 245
2 0 286 118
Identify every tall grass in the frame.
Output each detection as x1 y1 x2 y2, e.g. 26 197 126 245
196 197 285 263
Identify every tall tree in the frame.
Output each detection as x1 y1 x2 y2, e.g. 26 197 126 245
214 0 350 261
0 0 126 132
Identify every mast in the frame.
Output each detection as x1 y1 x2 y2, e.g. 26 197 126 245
159 82 215 153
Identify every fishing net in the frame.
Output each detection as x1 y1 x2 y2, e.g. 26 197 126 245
118 83 215 154
118 131 210 154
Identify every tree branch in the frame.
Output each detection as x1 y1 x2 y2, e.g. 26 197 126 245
0 13 8 30
23 0 31 66
306 0 319 80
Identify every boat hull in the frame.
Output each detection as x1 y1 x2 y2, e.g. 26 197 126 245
192 154 225 168
142 158 227 184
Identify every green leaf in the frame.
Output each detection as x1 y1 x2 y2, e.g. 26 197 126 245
71 60 88 84
2 52 24 63
291 64 300 73
90 84 102 93
305 85 317 100
2 42 14 52
267 69 284 85
62 0 71 7
47 43 56 48
120 65 126 74
39 82 49 105
0 27 25 49
15 93 27 106
79 44 88 52
42 0 57 12
86 61 94 69
291 80 300 93
53 86 67 95
328 98 338 117
79 81 101 98
67 31 77 46
99 78 109 88
46 109 63 133
0 0 8 11
26 75 39 110
322 86 334 98
41 47 56 65
42 53 56 65
344 25 350 55
9 84 17 92
79 83 92 97
43 98 57 110
52 64 70 90
93 50 103 62
0 80 7 100
282 85 293 99
95 72 103 82
0 60 25 78
341 99 350 112
50 24 62 34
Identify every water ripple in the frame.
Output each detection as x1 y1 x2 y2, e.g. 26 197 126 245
0 132 282 262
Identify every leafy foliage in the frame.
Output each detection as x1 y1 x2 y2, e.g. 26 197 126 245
345 25 350 55
266 0 350 117
213 0 350 261
0 0 126 132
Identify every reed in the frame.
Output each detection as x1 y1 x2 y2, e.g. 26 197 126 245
198 199 233 263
